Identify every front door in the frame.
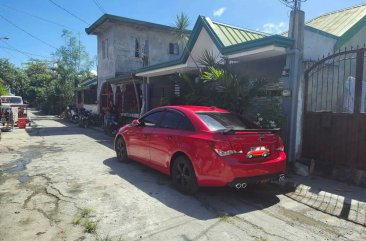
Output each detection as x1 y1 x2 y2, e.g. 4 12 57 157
127 110 164 163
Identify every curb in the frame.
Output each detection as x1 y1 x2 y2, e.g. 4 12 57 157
280 179 366 226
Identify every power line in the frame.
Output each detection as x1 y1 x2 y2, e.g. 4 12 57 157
0 46 32 58
0 4 73 31
48 0 90 25
92 0 106 14
0 47 23 62
0 41 51 59
278 0 307 10
0 14 57 49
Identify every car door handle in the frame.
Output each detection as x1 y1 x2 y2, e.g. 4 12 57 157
167 136 173 140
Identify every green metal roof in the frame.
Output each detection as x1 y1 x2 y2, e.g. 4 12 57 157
75 78 97 91
306 3 366 37
206 18 270 47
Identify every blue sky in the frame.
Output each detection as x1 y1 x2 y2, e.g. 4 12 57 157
1 0 365 69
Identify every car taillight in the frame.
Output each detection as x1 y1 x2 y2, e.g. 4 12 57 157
275 136 285 152
209 141 243 157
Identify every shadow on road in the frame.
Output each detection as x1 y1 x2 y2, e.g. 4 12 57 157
103 157 282 220
25 118 114 150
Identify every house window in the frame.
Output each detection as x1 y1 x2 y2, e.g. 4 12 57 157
142 40 149 67
169 43 179 55
135 38 140 58
102 39 109 59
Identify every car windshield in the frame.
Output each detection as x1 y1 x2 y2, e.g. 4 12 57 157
1 97 22 104
196 112 250 131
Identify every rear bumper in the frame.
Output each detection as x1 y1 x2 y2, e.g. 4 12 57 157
228 172 285 187
196 152 286 187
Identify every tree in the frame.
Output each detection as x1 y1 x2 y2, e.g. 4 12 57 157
173 13 200 69
52 30 94 108
0 58 28 97
23 59 55 109
175 51 262 116
0 82 8 96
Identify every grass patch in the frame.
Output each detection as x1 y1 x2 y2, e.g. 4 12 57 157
217 214 230 223
83 219 97 233
80 208 92 218
72 207 98 233
72 216 82 225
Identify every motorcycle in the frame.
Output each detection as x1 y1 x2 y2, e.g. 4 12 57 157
78 109 91 128
104 114 121 136
79 110 102 129
65 106 80 124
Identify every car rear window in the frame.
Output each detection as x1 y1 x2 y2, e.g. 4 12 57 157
196 112 250 131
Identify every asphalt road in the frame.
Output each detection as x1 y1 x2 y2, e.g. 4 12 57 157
0 110 365 241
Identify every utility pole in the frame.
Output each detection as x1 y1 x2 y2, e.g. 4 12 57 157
280 0 306 164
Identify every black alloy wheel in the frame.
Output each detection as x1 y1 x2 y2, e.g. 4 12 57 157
172 156 199 194
115 137 129 162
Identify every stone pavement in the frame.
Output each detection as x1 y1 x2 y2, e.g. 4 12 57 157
282 174 366 226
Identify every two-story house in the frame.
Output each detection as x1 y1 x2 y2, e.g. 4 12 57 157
86 14 188 118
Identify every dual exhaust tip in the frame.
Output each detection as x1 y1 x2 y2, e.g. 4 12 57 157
235 183 247 189
234 174 286 189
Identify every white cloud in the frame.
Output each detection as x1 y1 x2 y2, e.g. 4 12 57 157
91 69 97 75
262 22 287 34
213 7 226 17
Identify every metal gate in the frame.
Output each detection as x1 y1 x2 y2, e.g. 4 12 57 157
302 48 366 171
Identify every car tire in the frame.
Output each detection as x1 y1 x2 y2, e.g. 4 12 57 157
171 156 199 194
115 136 129 162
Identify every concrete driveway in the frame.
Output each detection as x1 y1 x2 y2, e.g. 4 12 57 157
0 110 365 241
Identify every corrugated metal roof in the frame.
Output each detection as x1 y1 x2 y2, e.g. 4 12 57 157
206 18 270 47
80 78 97 88
306 3 366 37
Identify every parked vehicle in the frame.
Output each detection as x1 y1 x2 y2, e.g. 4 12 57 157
114 105 286 194
0 106 14 131
0 95 23 105
65 105 80 124
104 113 121 136
79 110 102 128
78 109 91 128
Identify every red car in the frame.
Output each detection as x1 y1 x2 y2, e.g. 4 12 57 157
114 106 286 194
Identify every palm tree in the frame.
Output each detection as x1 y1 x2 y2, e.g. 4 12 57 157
173 12 200 69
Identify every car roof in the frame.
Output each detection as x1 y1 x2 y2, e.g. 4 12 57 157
161 105 230 113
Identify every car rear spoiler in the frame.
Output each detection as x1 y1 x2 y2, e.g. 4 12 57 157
217 128 281 134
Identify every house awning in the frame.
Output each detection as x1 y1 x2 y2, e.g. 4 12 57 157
75 78 97 91
106 72 142 85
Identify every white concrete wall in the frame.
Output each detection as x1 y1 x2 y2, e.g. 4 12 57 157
303 29 337 61
83 104 98 113
112 24 182 73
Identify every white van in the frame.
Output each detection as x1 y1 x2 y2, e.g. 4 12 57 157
0 96 23 106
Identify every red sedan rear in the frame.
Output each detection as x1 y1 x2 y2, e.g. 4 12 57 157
115 106 286 194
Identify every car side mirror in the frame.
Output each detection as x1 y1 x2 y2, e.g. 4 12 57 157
131 119 141 126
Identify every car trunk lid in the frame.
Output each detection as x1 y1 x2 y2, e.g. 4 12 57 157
219 129 282 162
